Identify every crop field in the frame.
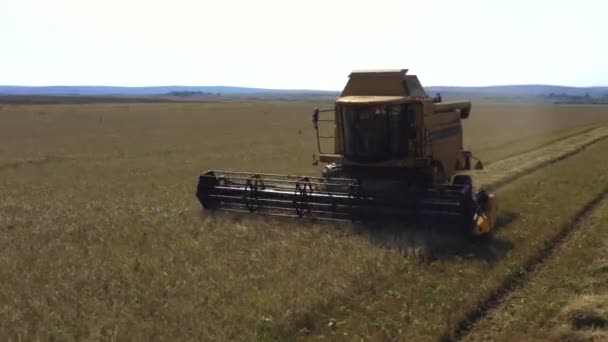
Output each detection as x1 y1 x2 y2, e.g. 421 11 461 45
1 101 608 341
465 198 608 341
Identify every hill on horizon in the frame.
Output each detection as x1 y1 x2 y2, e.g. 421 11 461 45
0 85 336 96
1 84 608 100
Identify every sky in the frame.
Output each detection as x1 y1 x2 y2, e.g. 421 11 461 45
1 0 606 89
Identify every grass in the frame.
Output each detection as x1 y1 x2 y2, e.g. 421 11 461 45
1 102 607 170
462 102 608 163
0 101 608 340
465 199 608 341
301 140 608 341
466 126 608 190
472 122 605 165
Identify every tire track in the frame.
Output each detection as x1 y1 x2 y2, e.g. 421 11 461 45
435 125 608 340
0 155 76 171
442 188 608 342
465 126 608 191
479 124 601 166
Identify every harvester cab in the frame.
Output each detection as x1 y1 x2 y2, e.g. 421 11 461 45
197 69 497 236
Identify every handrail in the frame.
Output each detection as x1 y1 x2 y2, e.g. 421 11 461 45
312 108 335 154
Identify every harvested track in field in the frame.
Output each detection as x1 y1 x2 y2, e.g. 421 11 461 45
466 126 608 190
443 188 608 341
437 126 608 340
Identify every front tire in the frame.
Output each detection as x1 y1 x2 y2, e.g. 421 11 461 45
452 174 476 235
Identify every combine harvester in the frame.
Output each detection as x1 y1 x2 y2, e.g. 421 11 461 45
196 69 497 236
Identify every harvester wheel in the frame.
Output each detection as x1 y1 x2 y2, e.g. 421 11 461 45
451 174 476 235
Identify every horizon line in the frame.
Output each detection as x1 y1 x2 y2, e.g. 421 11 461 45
1 84 608 91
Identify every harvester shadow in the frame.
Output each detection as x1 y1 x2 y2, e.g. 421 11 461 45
338 209 519 263
351 219 515 264
493 210 519 232
199 210 518 264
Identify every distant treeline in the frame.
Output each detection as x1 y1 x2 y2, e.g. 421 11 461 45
166 91 221 97
542 93 608 104
0 95 173 105
3 92 608 105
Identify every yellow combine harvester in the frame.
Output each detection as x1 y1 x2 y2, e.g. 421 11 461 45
196 69 497 236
